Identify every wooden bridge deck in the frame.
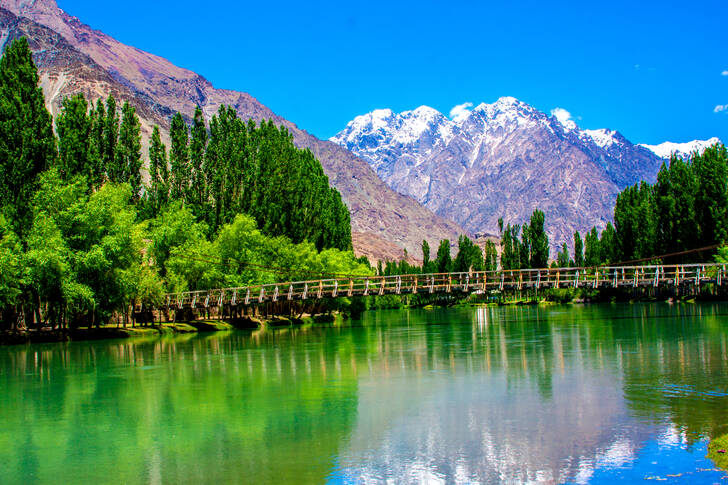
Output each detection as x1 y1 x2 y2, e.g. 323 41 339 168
145 263 727 312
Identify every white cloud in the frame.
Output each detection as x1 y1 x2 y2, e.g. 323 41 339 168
722 70 728 76
449 102 473 123
550 107 578 130
714 104 728 113
550 107 572 123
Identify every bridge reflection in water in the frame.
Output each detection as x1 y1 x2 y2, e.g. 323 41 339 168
153 263 727 313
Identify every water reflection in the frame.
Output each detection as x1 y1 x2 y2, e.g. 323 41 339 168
0 303 727 484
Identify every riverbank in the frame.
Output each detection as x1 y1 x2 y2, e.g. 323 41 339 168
0 313 344 346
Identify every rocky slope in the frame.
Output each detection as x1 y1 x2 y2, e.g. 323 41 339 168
0 0 466 262
332 98 678 249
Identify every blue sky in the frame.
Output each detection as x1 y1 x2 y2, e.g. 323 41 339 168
58 0 728 144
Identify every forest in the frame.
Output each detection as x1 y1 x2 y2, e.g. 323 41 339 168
0 38 366 330
2 36 728 331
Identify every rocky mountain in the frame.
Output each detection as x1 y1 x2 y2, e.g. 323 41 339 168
640 137 722 161
332 97 671 250
0 0 466 263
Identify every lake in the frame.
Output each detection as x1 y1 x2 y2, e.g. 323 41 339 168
1 303 728 484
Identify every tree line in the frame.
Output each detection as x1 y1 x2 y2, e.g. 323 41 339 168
558 144 728 268
0 38 364 331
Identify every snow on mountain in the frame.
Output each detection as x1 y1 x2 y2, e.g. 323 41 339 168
582 129 618 148
639 137 722 160
332 97 666 250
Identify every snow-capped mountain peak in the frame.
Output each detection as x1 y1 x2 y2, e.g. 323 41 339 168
583 128 619 149
330 96 669 251
639 137 722 160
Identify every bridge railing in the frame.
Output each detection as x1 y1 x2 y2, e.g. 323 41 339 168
155 263 727 311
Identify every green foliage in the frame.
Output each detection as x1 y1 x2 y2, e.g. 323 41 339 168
500 224 520 270
0 216 22 312
694 144 728 245
599 222 617 264
584 227 600 267
104 95 120 182
116 102 142 200
0 37 56 237
573 231 584 267
31 171 144 326
189 106 207 214
147 125 169 217
611 143 727 264
483 240 498 271
528 209 549 268
557 243 570 268
203 108 351 251
453 235 484 272
421 240 431 273
435 239 451 273
0 46 363 328
149 202 207 277
56 94 92 181
169 113 190 202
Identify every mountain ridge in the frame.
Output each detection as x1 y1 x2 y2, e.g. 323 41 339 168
332 98 702 250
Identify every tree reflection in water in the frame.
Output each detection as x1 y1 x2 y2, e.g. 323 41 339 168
1 303 727 484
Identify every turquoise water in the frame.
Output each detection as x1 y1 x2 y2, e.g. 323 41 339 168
1 303 728 484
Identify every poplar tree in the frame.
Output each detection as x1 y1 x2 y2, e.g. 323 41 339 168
573 231 584 267
189 106 207 212
584 227 600 267
104 95 121 182
0 37 56 237
557 243 570 268
483 240 498 271
169 113 190 202
88 98 107 188
528 209 549 268
148 125 168 216
56 94 92 181
435 239 452 273
453 235 484 272
693 144 728 245
421 240 431 273
116 102 142 199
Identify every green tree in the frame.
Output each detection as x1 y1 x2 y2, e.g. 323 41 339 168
453 235 484 272
435 239 451 273
483 240 498 271
88 98 107 188
557 243 570 268
189 106 207 213
149 202 207 277
693 144 728 246
584 227 600 267
103 95 120 181
169 113 190 202
599 222 618 264
573 231 584 267
56 93 92 181
116 102 142 200
0 37 56 237
528 209 549 268
0 216 22 329
147 125 169 217
421 240 431 273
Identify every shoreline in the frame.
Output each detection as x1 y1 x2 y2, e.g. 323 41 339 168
0 314 344 346
1 295 722 346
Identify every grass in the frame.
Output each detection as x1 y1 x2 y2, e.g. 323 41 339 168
707 434 728 471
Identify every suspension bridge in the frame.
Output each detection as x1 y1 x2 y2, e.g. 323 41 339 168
144 263 727 314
